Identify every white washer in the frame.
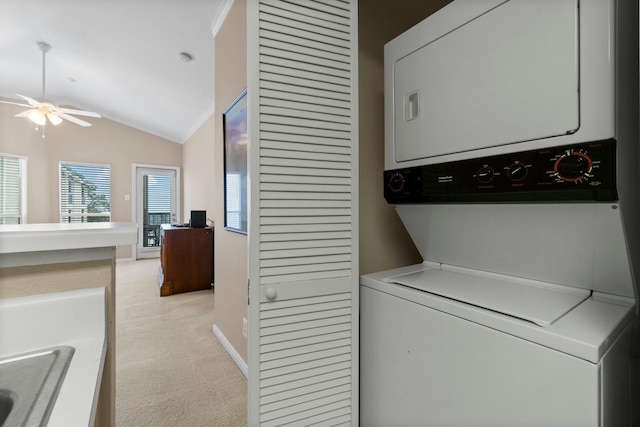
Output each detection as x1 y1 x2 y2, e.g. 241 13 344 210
361 201 637 426
361 262 636 426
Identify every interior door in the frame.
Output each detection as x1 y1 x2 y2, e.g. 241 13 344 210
134 166 179 259
247 0 359 425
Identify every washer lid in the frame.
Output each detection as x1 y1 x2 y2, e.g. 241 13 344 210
387 267 591 327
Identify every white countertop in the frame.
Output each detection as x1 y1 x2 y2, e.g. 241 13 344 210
0 222 138 254
0 287 107 427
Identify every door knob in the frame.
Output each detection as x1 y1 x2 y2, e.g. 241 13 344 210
265 287 277 301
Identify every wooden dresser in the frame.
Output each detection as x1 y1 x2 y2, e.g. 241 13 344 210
158 224 214 296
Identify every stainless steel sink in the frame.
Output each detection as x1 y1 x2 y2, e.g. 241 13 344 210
0 346 74 427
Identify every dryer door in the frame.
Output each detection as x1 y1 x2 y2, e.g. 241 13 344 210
390 0 579 162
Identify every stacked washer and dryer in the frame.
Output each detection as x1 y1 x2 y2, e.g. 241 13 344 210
360 1 640 426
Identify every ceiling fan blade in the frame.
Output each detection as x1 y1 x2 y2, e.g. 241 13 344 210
55 106 101 118
46 112 63 126
0 100 32 108
16 94 39 106
56 112 92 127
14 110 31 118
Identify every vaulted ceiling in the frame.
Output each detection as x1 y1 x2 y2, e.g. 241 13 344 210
0 0 230 143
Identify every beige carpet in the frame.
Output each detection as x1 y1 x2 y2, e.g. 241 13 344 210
115 258 247 426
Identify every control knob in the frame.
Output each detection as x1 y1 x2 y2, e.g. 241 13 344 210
475 165 495 184
388 172 406 193
553 149 593 183
506 161 529 182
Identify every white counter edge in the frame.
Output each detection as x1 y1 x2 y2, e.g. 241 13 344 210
0 222 138 254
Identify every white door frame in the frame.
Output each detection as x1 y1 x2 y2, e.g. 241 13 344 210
132 164 180 259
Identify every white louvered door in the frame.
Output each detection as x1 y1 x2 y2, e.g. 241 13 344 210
247 0 358 425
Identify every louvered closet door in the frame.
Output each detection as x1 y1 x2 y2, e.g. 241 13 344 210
247 0 358 425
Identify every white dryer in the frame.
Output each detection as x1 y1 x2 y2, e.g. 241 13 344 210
361 0 640 425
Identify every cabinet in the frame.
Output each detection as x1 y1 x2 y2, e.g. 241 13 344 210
0 222 138 427
158 225 214 296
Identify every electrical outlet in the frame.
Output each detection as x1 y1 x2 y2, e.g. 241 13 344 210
242 317 247 338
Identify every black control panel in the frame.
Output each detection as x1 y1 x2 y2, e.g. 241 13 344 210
384 139 617 203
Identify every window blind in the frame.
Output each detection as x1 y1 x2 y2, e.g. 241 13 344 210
225 172 241 229
143 174 171 223
60 162 111 222
0 154 25 224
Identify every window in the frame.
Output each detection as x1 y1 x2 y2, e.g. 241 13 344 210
60 162 111 222
0 154 27 224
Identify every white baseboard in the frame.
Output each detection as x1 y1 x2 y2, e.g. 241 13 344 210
212 323 248 378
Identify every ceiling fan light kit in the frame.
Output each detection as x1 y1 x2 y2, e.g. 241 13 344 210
26 109 47 126
1 41 101 137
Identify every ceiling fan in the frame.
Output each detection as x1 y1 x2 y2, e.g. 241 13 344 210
0 41 101 131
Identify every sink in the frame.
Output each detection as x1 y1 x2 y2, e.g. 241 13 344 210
0 346 74 427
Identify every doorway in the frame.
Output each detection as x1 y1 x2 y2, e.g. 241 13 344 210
133 165 180 259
